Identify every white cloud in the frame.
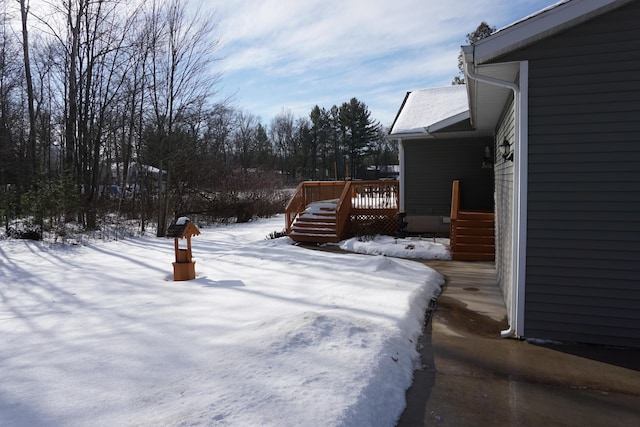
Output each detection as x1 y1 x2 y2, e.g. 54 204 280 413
218 0 472 73
212 0 559 124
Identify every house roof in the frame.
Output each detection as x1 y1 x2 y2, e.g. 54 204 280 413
463 0 633 131
389 86 470 138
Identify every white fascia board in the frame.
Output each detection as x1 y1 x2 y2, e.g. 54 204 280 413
389 131 435 141
474 0 632 65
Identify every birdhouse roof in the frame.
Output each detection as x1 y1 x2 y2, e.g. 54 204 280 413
166 219 201 239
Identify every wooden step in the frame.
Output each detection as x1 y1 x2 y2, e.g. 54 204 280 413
456 219 494 229
299 210 335 216
458 211 494 221
295 217 336 224
455 243 495 253
456 227 494 237
452 252 495 261
291 222 336 233
456 235 494 245
291 222 336 232
288 232 340 244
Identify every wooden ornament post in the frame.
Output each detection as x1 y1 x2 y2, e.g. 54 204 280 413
166 217 201 281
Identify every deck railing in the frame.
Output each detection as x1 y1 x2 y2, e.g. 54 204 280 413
338 180 399 238
286 180 399 239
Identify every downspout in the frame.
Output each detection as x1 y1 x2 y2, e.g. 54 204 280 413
398 138 406 212
463 47 523 339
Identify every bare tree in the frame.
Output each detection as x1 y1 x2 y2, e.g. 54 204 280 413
203 104 235 174
142 0 221 235
233 110 258 171
18 0 37 175
270 110 295 180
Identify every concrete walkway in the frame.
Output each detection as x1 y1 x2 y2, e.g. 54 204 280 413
397 260 640 427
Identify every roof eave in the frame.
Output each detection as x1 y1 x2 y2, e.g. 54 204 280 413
474 0 633 65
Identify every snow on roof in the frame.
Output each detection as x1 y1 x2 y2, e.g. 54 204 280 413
496 0 570 33
176 216 190 225
389 85 469 136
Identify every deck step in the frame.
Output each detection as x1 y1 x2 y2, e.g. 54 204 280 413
291 222 336 230
288 232 340 244
289 207 339 243
294 217 336 225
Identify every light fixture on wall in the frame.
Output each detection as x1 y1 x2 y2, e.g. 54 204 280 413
482 145 493 168
500 138 514 162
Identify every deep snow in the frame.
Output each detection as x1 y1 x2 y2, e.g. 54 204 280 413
0 216 447 426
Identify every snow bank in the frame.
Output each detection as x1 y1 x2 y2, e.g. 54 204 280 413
340 235 451 260
0 216 444 426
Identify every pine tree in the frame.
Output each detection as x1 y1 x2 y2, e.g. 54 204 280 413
338 98 380 179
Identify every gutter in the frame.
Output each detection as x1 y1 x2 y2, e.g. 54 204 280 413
463 46 527 339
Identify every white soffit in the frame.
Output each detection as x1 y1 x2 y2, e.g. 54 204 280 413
467 62 520 131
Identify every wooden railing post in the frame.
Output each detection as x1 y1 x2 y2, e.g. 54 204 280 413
335 181 353 240
285 182 305 234
450 180 460 253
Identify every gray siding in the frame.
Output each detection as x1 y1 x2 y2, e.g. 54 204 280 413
494 97 516 317
500 1 640 347
404 137 494 218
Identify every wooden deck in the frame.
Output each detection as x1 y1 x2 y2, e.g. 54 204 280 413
285 180 399 243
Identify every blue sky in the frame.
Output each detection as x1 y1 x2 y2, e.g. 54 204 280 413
212 0 560 127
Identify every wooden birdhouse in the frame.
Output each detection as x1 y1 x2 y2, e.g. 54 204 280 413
166 217 201 281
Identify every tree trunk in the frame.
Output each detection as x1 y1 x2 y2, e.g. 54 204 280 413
19 0 37 178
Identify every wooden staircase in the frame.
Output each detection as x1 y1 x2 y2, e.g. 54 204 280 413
450 180 495 261
451 210 495 261
288 201 340 243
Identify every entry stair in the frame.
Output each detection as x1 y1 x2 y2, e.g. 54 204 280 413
451 210 495 261
289 200 340 244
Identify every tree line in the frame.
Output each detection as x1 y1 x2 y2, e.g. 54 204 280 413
0 0 397 238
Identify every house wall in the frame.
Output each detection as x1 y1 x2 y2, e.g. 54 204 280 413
494 96 516 319
498 1 640 347
402 137 494 234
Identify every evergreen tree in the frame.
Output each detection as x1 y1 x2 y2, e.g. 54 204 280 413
338 98 380 179
252 123 272 169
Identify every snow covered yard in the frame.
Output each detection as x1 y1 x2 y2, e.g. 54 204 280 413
0 216 446 426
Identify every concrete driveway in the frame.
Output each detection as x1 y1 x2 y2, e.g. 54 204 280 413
397 260 640 427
